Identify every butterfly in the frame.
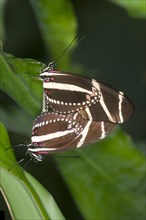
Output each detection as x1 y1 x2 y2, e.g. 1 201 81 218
26 62 134 161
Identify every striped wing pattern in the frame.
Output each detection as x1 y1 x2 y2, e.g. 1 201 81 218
42 71 100 114
41 70 134 123
27 66 134 161
29 112 115 158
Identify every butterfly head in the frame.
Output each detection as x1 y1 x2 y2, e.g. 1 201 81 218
40 62 56 81
27 144 44 162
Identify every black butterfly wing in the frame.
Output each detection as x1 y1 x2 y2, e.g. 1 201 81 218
29 112 115 155
30 112 82 153
42 70 100 113
42 70 134 124
79 80 135 123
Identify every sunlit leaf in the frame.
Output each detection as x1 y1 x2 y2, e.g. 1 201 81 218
110 0 146 18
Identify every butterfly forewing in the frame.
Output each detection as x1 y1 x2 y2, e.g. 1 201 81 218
41 70 100 113
41 69 134 123
86 80 135 123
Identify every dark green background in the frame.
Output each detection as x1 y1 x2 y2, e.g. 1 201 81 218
3 0 146 138
1 0 145 219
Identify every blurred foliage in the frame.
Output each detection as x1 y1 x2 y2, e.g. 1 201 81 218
30 0 77 69
0 0 146 220
110 0 146 18
0 123 65 220
0 0 6 40
56 127 145 220
0 52 44 115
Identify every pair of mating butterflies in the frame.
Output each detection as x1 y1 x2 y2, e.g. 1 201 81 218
27 62 134 161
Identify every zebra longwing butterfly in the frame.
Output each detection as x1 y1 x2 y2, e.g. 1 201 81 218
28 111 115 161
26 63 134 162
40 63 134 124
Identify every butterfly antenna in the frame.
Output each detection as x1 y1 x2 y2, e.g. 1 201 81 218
22 157 33 169
8 147 33 171
8 158 25 171
54 35 85 65
5 143 28 152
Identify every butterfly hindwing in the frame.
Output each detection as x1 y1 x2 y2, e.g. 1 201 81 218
28 112 115 156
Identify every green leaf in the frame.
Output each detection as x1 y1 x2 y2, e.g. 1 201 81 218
1 1 144 219
110 0 146 18
56 128 146 220
0 122 22 175
0 52 45 116
30 0 77 69
0 105 32 136
0 0 7 41
0 123 65 220
25 172 65 220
